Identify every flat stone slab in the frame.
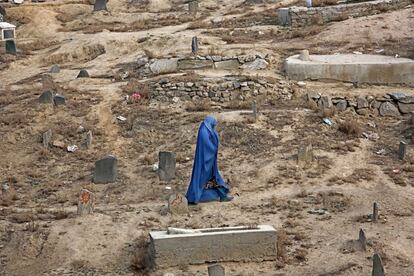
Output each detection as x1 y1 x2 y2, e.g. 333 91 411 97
149 225 277 268
284 54 414 85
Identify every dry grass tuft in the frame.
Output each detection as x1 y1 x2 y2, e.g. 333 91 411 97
187 20 210 30
338 119 362 137
185 100 212 112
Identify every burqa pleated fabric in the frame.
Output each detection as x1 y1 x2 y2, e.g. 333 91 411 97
186 116 229 204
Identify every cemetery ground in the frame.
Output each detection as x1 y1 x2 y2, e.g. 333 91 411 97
1 0 414 275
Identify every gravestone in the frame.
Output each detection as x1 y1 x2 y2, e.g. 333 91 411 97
252 100 257 122
53 94 66 106
42 129 52 148
86 130 93 148
77 189 94 215
336 100 347 111
208 264 225 276
158 151 176 181
49 64 60 73
188 0 198 15
299 50 310 61
358 229 367 251
372 253 385 276
191 36 198 54
94 0 107 12
5 40 16 55
373 202 379 222
39 91 54 104
168 193 189 215
94 155 118 183
77 69 90 78
399 141 407 160
297 144 313 168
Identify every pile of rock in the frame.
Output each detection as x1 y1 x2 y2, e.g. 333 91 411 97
141 53 269 76
308 92 414 117
151 77 276 102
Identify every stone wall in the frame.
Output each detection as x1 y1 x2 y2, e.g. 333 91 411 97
309 92 414 117
278 0 413 27
136 53 269 77
150 77 291 103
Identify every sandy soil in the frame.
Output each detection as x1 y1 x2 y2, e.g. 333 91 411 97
1 0 414 275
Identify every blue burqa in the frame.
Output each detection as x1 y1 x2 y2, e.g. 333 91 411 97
186 116 229 204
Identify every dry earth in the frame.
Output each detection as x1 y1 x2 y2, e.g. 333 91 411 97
0 0 414 275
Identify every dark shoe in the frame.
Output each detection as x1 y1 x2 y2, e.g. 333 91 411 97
220 196 233 202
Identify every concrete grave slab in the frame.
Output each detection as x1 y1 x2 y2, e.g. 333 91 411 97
94 155 118 183
284 54 414 85
149 225 277 268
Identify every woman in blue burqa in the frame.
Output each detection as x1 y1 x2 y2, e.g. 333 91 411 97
186 116 233 204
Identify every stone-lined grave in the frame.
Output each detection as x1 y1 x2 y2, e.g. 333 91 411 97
308 92 414 116
278 0 412 27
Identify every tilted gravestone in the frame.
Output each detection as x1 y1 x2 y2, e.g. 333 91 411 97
94 155 118 183
208 264 225 276
372 253 385 276
358 228 367 251
93 0 107 12
77 188 94 215
191 36 198 54
39 91 54 104
49 64 60 73
168 193 189 215
158 151 176 181
42 129 52 148
399 141 407 160
77 69 90 78
53 94 66 106
5 40 16 55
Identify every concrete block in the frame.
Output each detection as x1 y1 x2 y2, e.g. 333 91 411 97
284 54 414 85
149 225 277 268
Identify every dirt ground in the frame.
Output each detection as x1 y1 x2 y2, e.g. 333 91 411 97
1 0 414 275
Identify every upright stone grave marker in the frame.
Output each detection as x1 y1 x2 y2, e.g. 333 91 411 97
399 141 407 160
54 94 66 106
42 129 52 148
252 100 257 122
77 69 90 78
208 264 225 276
372 253 385 276
94 0 107 11
297 144 313 168
86 130 93 148
77 188 94 215
299 50 310 61
358 228 367 251
39 91 54 104
49 64 60 73
191 36 198 54
168 193 189 215
94 155 118 183
373 202 379 222
158 151 176 181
